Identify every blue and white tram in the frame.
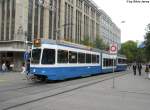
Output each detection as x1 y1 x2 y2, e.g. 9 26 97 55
30 39 127 81
116 55 127 71
30 39 101 80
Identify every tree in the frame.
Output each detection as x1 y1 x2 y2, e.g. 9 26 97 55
119 40 147 63
93 37 108 50
144 24 150 61
81 36 109 51
119 41 138 63
81 36 93 47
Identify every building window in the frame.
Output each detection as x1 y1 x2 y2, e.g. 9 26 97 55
76 0 82 9
40 6 44 38
6 0 10 40
1 0 5 40
34 0 39 39
84 4 89 14
64 3 73 42
84 15 89 37
11 0 15 40
64 2 67 40
75 10 82 43
28 0 33 41
49 11 52 39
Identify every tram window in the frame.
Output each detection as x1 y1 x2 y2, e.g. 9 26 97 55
92 55 96 63
123 59 126 64
103 58 106 67
96 55 99 63
118 59 126 64
106 59 109 67
86 54 91 63
42 49 55 64
69 51 77 63
103 58 116 67
58 50 68 63
118 59 122 64
78 53 85 63
114 59 117 65
110 59 113 66
103 58 113 67
31 49 41 64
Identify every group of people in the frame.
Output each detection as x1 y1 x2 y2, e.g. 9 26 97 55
132 63 142 76
1 61 11 72
132 63 150 79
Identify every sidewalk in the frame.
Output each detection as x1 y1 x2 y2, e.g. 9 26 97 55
0 71 26 84
22 72 150 110
0 71 150 110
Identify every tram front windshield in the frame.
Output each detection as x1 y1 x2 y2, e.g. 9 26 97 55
31 49 41 64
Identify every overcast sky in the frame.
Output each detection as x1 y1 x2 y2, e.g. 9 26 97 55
93 0 150 43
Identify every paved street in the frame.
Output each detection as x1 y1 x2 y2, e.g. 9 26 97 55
0 70 150 110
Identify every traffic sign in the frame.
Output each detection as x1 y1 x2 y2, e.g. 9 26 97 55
110 43 118 54
24 52 30 61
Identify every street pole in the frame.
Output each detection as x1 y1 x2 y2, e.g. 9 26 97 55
110 43 117 88
112 55 115 88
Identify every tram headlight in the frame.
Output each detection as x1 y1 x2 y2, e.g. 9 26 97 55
33 39 41 47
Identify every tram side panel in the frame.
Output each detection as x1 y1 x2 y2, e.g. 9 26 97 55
30 44 102 80
101 53 117 73
116 56 127 72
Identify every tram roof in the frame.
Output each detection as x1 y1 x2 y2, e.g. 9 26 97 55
40 39 102 53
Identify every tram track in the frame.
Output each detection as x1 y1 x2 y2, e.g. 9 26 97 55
1 71 128 110
0 71 124 93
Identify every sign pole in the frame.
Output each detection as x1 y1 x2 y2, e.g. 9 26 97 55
109 43 117 89
113 55 115 88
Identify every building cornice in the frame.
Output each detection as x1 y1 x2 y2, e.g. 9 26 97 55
0 40 26 43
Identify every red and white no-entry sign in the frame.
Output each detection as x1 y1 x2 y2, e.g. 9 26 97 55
110 43 118 54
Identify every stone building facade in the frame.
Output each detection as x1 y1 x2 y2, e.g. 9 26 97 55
0 0 121 71
99 9 121 49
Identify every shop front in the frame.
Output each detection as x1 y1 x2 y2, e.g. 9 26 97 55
0 51 24 72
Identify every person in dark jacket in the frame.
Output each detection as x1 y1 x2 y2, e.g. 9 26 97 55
133 63 137 75
137 63 142 76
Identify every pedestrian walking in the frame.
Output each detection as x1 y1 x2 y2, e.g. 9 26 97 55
2 62 7 72
145 64 150 79
6 61 10 71
21 63 25 74
26 60 30 75
132 63 137 75
128 63 131 70
137 63 142 76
